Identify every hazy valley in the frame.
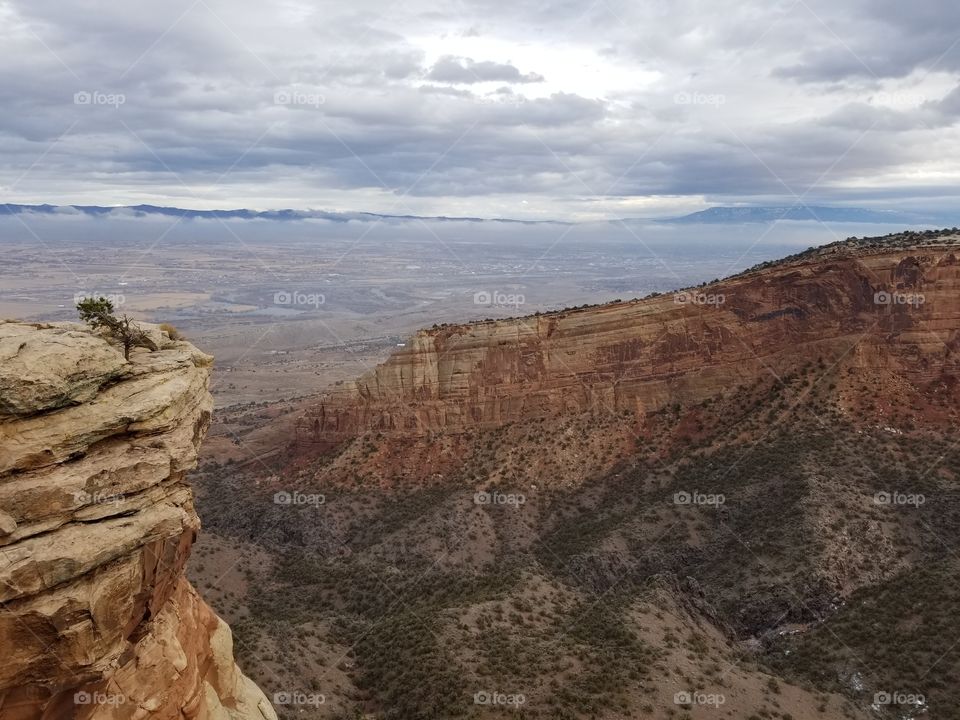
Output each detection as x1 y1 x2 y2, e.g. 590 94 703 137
0 213 911 412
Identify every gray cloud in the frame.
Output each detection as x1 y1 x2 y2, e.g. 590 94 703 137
426 55 544 83
0 0 957 219
771 0 960 82
931 84 960 119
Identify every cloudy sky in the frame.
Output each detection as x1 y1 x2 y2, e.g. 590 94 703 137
1 0 959 220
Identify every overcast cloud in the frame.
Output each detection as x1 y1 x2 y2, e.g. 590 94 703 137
0 0 958 219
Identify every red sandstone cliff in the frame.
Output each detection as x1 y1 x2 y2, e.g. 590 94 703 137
298 238 960 445
0 322 275 720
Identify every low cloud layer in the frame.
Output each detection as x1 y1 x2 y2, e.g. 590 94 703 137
426 56 544 84
0 0 958 219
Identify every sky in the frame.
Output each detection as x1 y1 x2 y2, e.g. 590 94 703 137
1 0 959 220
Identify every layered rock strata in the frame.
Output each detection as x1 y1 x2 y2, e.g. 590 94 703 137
0 321 275 720
299 241 960 444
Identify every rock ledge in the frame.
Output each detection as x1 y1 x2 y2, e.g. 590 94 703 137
0 321 275 720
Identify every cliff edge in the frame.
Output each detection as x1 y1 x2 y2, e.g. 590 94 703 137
0 321 275 720
298 236 960 446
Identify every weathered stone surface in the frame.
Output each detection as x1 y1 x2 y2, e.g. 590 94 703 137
299 241 960 444
0 322 126 417
0 322 273 720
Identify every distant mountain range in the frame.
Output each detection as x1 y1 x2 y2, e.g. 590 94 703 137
663 205 957 225
0 202 955 226
0 203 568 225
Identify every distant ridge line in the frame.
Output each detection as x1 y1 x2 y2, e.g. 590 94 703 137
0 202 571 226
0 202 954 226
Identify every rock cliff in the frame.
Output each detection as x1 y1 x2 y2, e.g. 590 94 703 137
299 237 960 445
0 321 275 720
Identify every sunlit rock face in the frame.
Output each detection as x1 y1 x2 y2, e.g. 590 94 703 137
0 321 275 720
300 240 960 444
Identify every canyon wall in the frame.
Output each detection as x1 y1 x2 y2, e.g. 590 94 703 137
299 240 960 444
0 322 275 720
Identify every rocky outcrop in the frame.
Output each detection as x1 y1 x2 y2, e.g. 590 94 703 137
0 321 275 720
299 239 960 444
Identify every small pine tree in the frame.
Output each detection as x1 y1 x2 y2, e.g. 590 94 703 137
76 297 157 360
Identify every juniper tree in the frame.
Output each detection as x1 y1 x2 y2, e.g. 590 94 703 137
76 296 157 360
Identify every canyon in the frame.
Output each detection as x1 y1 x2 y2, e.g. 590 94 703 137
178 232 960 720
